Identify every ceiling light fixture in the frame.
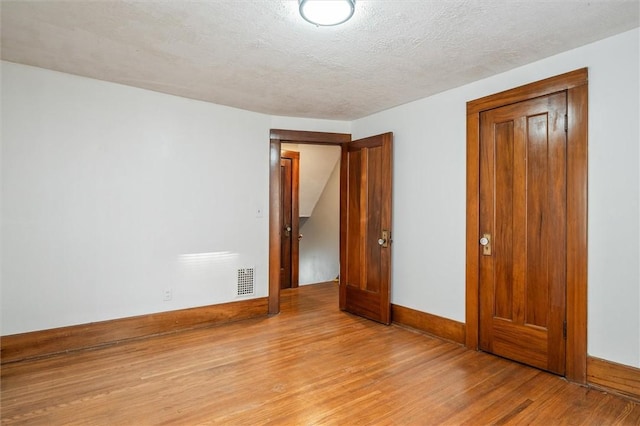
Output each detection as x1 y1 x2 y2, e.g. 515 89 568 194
299 0 356 26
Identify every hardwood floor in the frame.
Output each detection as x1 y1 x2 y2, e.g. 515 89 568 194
2 282 639 425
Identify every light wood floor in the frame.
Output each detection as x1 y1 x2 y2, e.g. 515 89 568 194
2 282 639 425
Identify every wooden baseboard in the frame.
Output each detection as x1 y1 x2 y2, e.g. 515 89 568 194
1 297 269 364
587 356 640 401
391 304 465 344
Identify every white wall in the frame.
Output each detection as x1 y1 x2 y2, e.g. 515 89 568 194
352 28 640 368
0 63 353 337
3 29 638 369
281 143 341 217
1 62 272 335
298 159 341 285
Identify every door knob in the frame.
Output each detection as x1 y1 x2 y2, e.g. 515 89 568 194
480 233 491 255
285 226 292 232
378 230 390 248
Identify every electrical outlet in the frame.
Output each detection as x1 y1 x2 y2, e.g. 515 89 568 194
163 288 173 301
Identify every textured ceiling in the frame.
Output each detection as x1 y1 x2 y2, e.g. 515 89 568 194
1 1 639 120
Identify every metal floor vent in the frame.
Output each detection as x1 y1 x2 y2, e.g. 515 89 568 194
237 268 255 296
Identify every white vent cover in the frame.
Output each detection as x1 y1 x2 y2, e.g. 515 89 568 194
237 268 254 296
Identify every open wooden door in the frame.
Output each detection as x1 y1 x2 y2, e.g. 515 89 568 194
340 133 393 324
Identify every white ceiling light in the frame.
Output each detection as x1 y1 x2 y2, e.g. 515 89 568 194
299 0 356 26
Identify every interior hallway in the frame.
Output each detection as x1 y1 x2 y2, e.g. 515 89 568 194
1 282 639 425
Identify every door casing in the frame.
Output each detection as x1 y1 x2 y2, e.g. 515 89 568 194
466 68 588 383
269 130 351 315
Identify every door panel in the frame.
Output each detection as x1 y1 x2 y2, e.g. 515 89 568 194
340 133 393 324
479 93 567 374
280 157 292 289
280 151 300 289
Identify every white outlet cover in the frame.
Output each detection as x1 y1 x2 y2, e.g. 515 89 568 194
163 289 173 301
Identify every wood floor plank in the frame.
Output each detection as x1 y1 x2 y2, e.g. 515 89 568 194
2 282 639 425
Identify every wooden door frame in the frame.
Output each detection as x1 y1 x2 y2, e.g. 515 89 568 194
280 150 300 289
465 68 589 383
269 129 351 315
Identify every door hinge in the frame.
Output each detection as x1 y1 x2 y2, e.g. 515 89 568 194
564 114 568 133
563 320 567 339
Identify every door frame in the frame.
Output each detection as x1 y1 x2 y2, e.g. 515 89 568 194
269 129 351 315
465 68 588 383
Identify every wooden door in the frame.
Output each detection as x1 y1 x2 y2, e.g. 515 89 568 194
280 151 299 289
340 133 393 324
479 92 567 375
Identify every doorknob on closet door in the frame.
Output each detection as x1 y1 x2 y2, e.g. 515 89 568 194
480 233 491 255
378 230 389 248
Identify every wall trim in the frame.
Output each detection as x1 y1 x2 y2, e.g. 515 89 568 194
1 297 269 364
587 356 640 402
391 304 465 345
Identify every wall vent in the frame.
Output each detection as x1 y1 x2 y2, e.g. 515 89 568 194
237 268 255 296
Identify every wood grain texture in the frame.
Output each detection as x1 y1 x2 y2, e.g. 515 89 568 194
391 304 465 344
566 82 589 383
342 133 393 324
270 129 351 144
588 356 640 402
1 297 268 364
290 151 300 288
339 143 349 310
269 138 282 314
280 156 293 288
279 150 300 289
465 111 480 350
2 283 638 425
466 68 588 383
467 68 588 114
478 93 567 376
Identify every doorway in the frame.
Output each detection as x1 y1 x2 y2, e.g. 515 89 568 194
268 130 351 315
281 144 341 288
269 130 394 324
466 68 588 383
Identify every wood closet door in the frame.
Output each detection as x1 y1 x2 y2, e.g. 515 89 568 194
479 92 567 375
280 151 299 289
340 133 393 324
